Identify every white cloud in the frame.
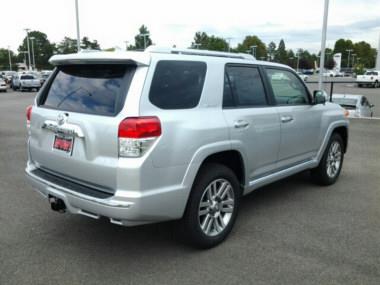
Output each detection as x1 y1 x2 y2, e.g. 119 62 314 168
1 0 379 53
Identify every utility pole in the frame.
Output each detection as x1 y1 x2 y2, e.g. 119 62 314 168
225 37 233 52
296 51 301 72
250 45 257 58
346 49 353 68
75 0 81 52
8 46 12 71
30 37 36 70
376 33 380 70
318 0 329 91
24 28 32 70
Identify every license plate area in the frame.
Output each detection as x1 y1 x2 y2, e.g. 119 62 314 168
53 135 74 155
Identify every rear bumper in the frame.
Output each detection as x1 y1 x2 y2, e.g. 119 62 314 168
25 162 188 226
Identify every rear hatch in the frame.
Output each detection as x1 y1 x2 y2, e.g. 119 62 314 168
21 75 40 87
29 64 136 193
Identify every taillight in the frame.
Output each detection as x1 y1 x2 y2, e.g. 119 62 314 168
26 105 32 125
118 117 161 157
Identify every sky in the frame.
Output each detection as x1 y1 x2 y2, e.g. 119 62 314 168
1 0 380 54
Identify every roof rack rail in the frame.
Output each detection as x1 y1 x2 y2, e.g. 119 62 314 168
145 46 255 60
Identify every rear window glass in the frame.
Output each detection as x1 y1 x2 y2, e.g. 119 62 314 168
39 65 135 116
21 75 35 80
332 98 358 106
149 61 206 109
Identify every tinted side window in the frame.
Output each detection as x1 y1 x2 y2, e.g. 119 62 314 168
266 68 309 105
149 61 206 109
224 66 267 107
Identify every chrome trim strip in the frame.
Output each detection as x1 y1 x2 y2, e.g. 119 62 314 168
42 120 85 138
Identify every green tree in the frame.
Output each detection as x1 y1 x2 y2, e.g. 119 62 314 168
275 39 287 64
132 25 153 50
81 36 100 50
236 35 267 59
17 30 55 69
191 32 228 51
0 48 17 70
353 41 376 68
333 39 354 68
286 49 295 68
56 37 78 54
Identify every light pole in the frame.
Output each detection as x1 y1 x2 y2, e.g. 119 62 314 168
318 0 329 91
24 28 32 70
30 37 36 70
139 33 150 50
7 46 12 71
352 53 356 67
250 45 257 58
225 37 233 52
346 49 353 68
296 52 301 72
75 0 81 52
21 51 28 70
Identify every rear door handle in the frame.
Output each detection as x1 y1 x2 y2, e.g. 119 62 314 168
234 120 250 129
281 115 294 123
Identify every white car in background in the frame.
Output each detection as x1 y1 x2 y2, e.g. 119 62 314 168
0 76 7 92
332 94 374 118
12 73 41 92
296 71 309 82
323 70 335 77
356 71 380 88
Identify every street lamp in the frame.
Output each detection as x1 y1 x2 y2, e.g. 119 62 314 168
352 53 356 67
225 37 233 52
75 0 81 52
24 28 32 70
7 46 12 71
318 0 330 90
296 52 301 72
139 33 150 50
30 37 36 70
20 51 28 70
346 49 353 68
250 45 257 58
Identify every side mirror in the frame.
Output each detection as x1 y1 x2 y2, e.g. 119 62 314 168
313 90 326 105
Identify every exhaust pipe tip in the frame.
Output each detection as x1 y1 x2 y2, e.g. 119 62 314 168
49 196 66 213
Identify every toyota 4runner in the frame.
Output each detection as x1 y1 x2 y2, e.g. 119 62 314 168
25 47 349 248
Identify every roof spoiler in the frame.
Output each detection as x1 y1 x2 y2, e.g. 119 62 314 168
49 51 151 66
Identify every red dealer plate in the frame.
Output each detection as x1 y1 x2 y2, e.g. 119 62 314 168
53 135 74 154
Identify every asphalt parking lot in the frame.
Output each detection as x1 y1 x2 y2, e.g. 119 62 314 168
1 90 380 285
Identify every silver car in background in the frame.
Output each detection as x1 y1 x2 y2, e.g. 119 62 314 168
332 94 374 118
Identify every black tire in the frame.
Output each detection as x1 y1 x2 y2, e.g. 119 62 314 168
358 84 362 88
311 133 344 186
180 163 241 248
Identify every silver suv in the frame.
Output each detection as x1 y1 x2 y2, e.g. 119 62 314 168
25 47 349 248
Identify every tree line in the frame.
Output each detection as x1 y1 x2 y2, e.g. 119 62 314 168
0 25 377 72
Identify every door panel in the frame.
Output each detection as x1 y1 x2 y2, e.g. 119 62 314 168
264 67 322 168
223 65 280 181
223 109 281 179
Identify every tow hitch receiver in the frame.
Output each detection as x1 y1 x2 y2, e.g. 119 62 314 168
49 195 66 213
